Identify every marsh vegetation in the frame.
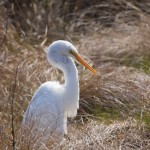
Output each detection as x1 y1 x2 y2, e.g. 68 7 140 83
0 0 150 149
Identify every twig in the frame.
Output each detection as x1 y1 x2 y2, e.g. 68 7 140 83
0 18 8 46
10 65 19 150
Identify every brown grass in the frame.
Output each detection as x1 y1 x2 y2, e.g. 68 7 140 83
59 119 150 150
0 0 150 149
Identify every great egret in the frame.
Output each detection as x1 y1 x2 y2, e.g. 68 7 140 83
23 40 96 143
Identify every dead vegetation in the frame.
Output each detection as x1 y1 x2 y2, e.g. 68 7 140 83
0 0 150 149
59 119 150 150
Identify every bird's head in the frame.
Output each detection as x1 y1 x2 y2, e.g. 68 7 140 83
47 40 96 74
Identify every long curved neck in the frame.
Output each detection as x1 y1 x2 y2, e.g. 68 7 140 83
61 58 79 117
63 59 79 94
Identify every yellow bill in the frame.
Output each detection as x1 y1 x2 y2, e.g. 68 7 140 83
70 50 96 75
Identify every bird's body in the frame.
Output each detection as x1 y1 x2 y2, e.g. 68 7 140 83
23 40 96 144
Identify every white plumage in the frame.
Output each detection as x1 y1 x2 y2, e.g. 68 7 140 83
23 40 96 143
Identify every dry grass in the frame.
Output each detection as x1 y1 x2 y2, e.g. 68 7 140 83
59 119 150 150
0 0 150 149
80 66 150 116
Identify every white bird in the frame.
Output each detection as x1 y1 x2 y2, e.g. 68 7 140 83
23 40 96 143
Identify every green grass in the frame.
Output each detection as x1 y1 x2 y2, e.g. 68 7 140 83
122 56 150 74
139 57 150 74
136 111 150 129
93 105 121 123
